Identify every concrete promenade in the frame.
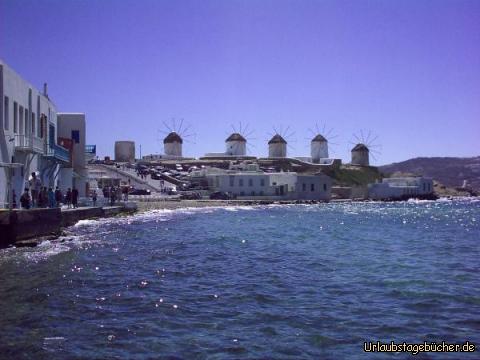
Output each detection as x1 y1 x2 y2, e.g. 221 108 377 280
0 203 137 247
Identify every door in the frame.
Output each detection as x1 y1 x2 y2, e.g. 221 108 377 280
49 124 55 147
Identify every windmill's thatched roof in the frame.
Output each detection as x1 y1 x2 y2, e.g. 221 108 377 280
352 143 369 152
312 134 327 142
163 132 183 144
225 133 246 142
268 134 287 144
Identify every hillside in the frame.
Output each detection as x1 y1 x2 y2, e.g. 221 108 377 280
379 157 480 191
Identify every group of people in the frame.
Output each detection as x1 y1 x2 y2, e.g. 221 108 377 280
136 171 148 180
16 172 79 210
101 185 130 206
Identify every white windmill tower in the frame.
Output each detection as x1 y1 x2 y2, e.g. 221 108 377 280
349 130 381 166
308 123 338 163
267 125 295 158
158 118 195 158
225 122 255 156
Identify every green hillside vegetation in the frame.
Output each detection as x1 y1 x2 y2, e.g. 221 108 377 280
329 166 382 187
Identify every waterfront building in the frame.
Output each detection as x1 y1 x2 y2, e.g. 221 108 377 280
57 113 88 197
368 177 434 200
201 163 332 201
0 60 71 208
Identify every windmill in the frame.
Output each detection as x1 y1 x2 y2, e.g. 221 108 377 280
266 125 296 158
224 121 255 156
157 117 195 158
349 129 381 166
306 122 339 163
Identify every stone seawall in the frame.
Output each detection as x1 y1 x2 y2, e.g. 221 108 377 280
0 203 137 247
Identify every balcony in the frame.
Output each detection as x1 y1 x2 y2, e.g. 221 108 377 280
45 143 71 163
14 134 45 154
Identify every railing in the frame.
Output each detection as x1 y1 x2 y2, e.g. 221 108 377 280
14 134 45 154
46 143 71 163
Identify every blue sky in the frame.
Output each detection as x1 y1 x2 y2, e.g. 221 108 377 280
1 0 479 164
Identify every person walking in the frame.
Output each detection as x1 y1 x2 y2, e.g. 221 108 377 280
29 172 41 208
117 187 122 203
48 187 55 208
39 186 48 208
72 187 79 208
92 189 98 207
12 189 17 209
110 186 116 206
55 186 63 207
20 188 31 209
65 188 72 208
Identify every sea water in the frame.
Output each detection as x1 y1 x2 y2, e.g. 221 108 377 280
0 200 479 359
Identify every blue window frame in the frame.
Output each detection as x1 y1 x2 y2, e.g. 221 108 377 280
72 130 80 143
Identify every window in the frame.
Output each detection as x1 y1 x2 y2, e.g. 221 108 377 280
4 96 9 130
260 191 264 196
72 130 80 143
248 178 253 187
251 191 255 196
40 114 45 138
229 175 234 187
311 183 315 192
423 183 426 192
19 106 24 134
239 179 244 187
240 191 245 196
13 102 18 133
260 179 265 186
302 183 306 191
31 112 35 134
323 183 327 191
24 109 28 134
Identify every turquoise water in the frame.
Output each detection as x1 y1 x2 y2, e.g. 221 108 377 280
0 200 479 359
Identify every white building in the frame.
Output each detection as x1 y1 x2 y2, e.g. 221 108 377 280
0 60 71 208
368 177 434 200
57 113 88 197
204 165 332 201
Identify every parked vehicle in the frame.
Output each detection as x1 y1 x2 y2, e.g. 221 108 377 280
167 189 178 196
151 172 162 180
180 192 201 200
129 188 151 195
209 191 232 200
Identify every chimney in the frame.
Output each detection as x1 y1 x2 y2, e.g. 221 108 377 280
43 83 48 98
